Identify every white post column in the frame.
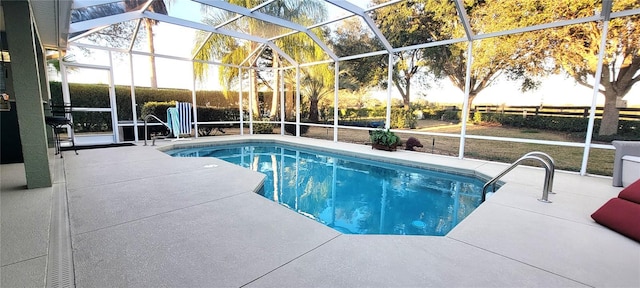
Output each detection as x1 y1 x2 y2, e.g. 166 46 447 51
249 68 254 134
191 61 198 138
60 54 72 138
458 43 473 159
128 53 139 141
385 54 393 130
581 20 610 175
239 67 244 135
108 51 119 142
280 68 285 136
334 61 339 142
296 66 301 137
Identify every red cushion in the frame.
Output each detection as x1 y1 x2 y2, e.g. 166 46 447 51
591 198 640 243
619 178 640 204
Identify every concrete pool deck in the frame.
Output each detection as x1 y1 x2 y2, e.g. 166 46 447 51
2 135 639 287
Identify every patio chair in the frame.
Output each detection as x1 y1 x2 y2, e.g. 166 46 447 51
45 102 78 157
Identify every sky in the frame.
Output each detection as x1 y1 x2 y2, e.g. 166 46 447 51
60 0 640 107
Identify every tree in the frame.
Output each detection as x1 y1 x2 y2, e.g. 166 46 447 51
301 63 334 122
124 0 169 89
69 0 169 89
371 0 448 110
330 18 385 89
541 0 640 136
371 0 555 120
193 13 262 118
193 0 327 120
260 1 326 120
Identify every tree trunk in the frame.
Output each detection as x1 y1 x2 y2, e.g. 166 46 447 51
270 52 280 120
284 83 292 120
464 93 477 123
403 78 411 110
250 70 260 119
145 19 158 89
309 97 319 122
598 90 621 136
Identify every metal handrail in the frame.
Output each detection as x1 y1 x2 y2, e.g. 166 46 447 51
522 151 556 193
144 114 170 146
482 152 555 203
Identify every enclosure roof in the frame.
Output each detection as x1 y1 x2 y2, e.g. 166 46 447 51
26 0 640 66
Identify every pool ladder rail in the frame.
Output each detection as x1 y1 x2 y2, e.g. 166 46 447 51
482 152 556 203
143 114 171 146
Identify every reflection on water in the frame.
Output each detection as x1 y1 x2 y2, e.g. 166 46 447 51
167 144 485 236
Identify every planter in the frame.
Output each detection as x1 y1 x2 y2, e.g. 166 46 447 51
372 143 398 151
370 129 400 151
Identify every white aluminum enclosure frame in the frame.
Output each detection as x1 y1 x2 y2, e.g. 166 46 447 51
60 60 120 144
62 0 640 176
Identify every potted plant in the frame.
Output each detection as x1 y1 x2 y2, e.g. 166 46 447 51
369 129 400 151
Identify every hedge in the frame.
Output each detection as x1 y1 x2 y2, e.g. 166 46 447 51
49 82 266 132
141 101 241 122
479 112 640 139
49 82 269 121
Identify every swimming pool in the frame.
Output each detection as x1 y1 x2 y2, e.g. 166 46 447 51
166 143 487 236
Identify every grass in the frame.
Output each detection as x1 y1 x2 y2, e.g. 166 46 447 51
305 120 616 176
200 120 616 176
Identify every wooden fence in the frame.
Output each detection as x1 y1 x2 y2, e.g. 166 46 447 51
473 105 640 120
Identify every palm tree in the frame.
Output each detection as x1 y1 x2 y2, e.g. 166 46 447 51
301 63 334 122
194 28 259 116
124 0 170 89
299 59 360 122
192 0 327 120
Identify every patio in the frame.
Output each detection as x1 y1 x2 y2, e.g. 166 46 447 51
2 135 638 287
2 1 640 286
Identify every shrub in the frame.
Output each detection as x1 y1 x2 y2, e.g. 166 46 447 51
369 106 387 118
370 129 400 146
421 103 445 119
197 106 240 122
390 108 417 128
472 112 482 124
141 101 176 122
440 110 461 122
253 119 273 134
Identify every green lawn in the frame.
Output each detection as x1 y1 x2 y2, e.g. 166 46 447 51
302 120 615 176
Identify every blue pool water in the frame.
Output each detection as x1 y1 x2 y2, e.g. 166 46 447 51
166 143 486 236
